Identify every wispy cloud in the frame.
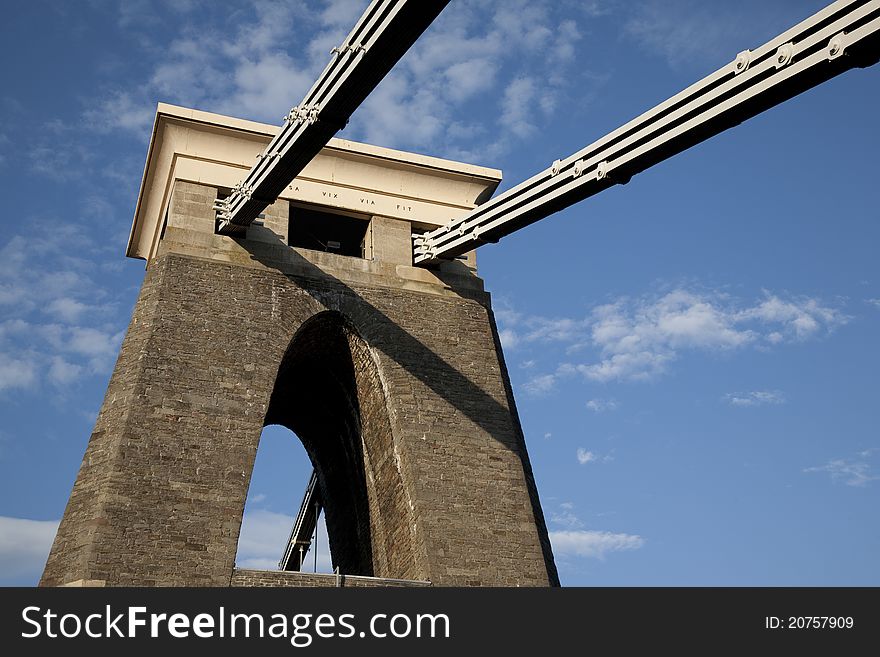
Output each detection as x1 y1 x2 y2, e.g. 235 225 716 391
0 221 131 392
85 1 321 136
547 503 643 560
0 516 59 585
550 530 645 560
67 327 125 372
498 328 520 350
499 287 847 388
355 0 599 155
79 0 607 161
623 0 796 71
866 298 880 309
586 398 619 413
236 508 332 573
550 508 584 530
804 451 877 488
576 448 598 465
83 90 156 135
499 313 589 352
46 298 92 323
577 447 612 465
235 508 295 571
0 132 10 166
0 353 39 392
48 357 84 387
724 390 785 407
28 142 95 182
523 373 557 396
582 290 844 381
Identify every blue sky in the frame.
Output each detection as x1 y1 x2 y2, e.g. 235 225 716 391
1 0 878 586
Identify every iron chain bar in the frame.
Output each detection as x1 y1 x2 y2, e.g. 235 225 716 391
415 0 880 264
216 0 450 234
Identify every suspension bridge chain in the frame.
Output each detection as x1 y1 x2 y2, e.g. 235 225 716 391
215 0 450 235
414 0 880 264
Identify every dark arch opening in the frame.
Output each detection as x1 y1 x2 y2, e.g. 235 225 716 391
263 310 403 577
235 425 334 573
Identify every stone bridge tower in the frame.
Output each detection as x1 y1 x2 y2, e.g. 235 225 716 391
41 104 558 587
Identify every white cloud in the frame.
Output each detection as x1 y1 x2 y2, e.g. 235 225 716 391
499 315 591 354
576 350 673 382
623 0 792 70
576 447 612 465
0 222 130 390
588 290 753 372
344 1 602 156
524 317 589 344
87 2 320 134
0 228 107 314
46 298 90 323
96 0 599 161
804 453 877 488
28 142 94 181
866 298 880 309
0 516 59 585
543 432 552 440
498 328 520 350
115 0 203 30
548 504 641 560
318 0 371 29
523 373 557 396
724 390 785 407
577 448 597 464
502 288 847 385
83 90 155 135
586 398 619 413
550 529 645 560
236 508 294 570
445 58 499 104
67 327 123 358
0 319 30 340
0 132 9 166
553 19 582 64
224 52 316 122
550 510 584 530
737 295 843 341
236 509 333 573
500 76 539 139
48 357 84 386
494 302 521 327
0 353 39 391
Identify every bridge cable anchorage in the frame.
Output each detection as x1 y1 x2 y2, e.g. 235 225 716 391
413 0 880 265
331 42 367 57
216 0 451 235
733 49 752 74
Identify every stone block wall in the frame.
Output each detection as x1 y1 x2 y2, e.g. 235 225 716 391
41 181 558 587
230 569 431 588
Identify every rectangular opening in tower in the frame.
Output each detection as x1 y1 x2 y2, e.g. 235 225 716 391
289 206 369 258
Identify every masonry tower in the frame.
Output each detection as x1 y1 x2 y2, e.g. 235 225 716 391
41 104 559 587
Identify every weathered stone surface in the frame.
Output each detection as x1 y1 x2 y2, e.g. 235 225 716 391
42 178 558 588
230 569 430 588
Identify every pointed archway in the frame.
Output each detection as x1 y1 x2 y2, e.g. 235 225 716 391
235 424 334 573
263 310 421 579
